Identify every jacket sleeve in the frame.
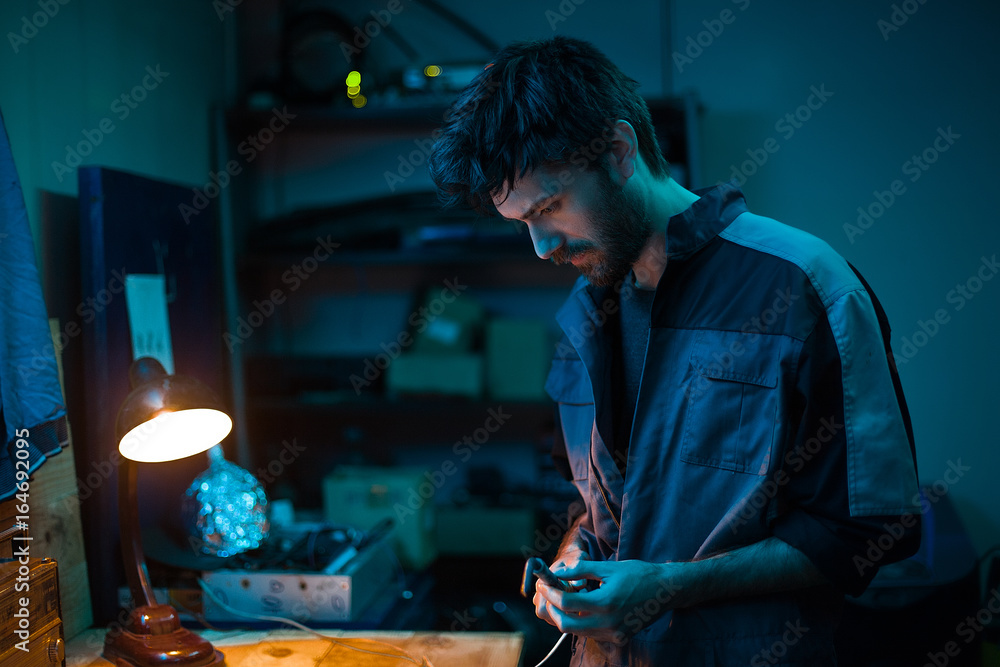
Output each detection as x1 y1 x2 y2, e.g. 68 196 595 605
770 285 921 597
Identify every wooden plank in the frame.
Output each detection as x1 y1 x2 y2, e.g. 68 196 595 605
65 629 524 667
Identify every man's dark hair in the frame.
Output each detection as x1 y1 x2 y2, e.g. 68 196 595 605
428 36 669 215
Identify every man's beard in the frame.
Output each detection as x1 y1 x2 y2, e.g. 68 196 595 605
552 169 652 287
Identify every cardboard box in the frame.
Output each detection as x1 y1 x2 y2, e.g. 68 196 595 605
411 289 485 354
386 352 483 398
201 540 397 623
485 319 551 400
322 466 437 570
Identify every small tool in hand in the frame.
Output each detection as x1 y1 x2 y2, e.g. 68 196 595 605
521 556 570 597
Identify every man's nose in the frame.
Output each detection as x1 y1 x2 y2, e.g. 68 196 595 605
528 224 563 260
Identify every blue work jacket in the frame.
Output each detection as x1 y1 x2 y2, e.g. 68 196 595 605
545 183 921 666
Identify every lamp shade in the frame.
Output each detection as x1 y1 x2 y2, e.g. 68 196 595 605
116 357 233 463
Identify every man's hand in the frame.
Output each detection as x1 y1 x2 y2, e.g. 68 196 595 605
532 537 828 644
552 544 589 575
532 545 589 628
536 560 682 643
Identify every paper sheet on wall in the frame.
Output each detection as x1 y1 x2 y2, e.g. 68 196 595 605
125 274 175 374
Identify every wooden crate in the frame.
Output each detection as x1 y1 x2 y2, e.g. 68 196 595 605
0 319 94 640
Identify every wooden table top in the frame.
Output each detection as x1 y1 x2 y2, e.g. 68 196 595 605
66 628 524 667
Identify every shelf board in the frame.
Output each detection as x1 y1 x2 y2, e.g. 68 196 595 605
248 394 553 410
239 248 580 291
226 104 451 136
226 97 688 137
242 243 540 266
244 394 557 448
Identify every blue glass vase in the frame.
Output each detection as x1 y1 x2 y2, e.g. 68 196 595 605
182 445 269 558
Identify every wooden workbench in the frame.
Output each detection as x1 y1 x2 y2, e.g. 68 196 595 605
66 628 524 667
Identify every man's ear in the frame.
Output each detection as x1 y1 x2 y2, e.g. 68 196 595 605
607 120 639 182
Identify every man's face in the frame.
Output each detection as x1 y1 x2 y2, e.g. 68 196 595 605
493 163 651 287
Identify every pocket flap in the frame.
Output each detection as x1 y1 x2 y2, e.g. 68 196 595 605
690 330 780 388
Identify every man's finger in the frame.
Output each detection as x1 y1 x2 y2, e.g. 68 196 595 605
539 585 611 615
533 589 557 627
546 601 616 637
552 560 607 582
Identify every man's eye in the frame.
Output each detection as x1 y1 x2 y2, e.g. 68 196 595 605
539 204 557 216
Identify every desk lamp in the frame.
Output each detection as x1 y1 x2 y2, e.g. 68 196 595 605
103 357 232 667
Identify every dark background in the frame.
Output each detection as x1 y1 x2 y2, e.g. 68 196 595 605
1 0 998 664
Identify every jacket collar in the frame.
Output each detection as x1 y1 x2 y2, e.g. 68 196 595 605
665 180 748 260
556 182 749 332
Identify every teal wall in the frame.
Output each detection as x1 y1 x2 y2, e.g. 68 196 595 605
0 0 227 264
669 0 1000 557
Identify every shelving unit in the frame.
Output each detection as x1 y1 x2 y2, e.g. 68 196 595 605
214 91 702 529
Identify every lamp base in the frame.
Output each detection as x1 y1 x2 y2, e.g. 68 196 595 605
103 604 225 667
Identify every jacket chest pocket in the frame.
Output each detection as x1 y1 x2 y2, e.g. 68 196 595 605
680 330 785 475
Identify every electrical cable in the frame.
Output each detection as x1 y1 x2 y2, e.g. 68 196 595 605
979 543 1000 566
324 0 420 61
378 22 421 62
379 538 409 598
168 593 231 634
197 579 434 666
980 543 1000 602
533 632 569 667
411 0 499 54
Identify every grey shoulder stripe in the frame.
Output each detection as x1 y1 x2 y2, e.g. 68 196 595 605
719 212 862 308
720 212 920 516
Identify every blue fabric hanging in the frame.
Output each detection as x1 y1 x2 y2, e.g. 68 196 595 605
0 107 69 501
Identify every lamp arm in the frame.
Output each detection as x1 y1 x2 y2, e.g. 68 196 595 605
119 458 156 609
